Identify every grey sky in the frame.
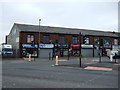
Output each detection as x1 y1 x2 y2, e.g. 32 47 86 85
0 0 118 44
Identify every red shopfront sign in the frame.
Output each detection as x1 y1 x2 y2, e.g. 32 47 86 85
70 44 80 50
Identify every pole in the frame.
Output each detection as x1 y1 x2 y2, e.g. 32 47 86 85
99 38 103 63
49 52 50 60
99 51 101 63
93 44 94 57
68 44 69 60
115 53 117 63
38 19 41 58
52 43 55 60
34 50 35 61
79 32 82 67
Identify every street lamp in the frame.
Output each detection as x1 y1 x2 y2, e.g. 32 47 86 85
38 19 41 58
31 41 35 61
99 38 103 63
79 32 82 67
66 40 70 60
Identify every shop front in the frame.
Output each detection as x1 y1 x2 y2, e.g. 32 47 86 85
39 44 54 58
70 44 80 57
54 44 70 57
22 44 38 58
70 44 94 57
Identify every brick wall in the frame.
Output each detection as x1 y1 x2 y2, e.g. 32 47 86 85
20 32 39 44
19 32 119 45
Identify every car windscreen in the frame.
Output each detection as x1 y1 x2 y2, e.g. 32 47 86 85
2 48 12 51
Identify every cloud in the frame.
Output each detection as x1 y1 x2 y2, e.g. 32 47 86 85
0 1 118 44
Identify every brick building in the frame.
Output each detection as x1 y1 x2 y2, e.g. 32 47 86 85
6 23 120 58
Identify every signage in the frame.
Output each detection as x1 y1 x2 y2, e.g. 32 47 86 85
81 44 93 48
70 44 93 49
55 44 69 48
16 37 19 42
22 44 38 48
103 45 112 48
112 45 120 50
71 44 80 50
39 44 54 48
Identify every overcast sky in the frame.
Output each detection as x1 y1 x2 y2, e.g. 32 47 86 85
0 0 119 44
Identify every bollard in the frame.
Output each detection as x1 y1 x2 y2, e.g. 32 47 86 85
49 52 53 60
28 54 31 62
110 55 113 62
115 53 117 63
49 52 51 60
55 56 59 65
99 52 102 63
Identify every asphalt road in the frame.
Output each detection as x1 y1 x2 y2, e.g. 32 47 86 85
2 57 119 88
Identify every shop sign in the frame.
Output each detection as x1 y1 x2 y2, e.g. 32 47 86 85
103 45 112 48
81 44 93 48
70 44 93 49
112 45 120 50
39 44 54 48
71 44 80 50
16 37 19 42
22 44 38 48
55 44 69 48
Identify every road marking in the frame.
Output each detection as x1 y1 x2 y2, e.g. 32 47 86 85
84 66 112 71
84 62 97 64
114 64 120 66
92 59 99 61
58 59 68 61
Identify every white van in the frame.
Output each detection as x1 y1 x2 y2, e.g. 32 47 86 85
107 50 118 59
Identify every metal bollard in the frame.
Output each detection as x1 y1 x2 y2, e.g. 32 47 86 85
115 53 117 63
110 55 113 62
28 54 31 62
55 56 59 65
49 52 51 60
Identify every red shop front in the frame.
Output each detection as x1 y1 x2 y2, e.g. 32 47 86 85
70 44 80 57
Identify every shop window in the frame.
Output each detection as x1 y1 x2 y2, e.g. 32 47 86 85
72 36 78 44
114 39 118 45
83 36 89 44
43 35 50 44
27 35 34 43
94 37 99 44
104 39 110 45
59 36 64 44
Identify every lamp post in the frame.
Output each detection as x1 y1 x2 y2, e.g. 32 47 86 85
79 32 82 67
67 41 70 60
38 19 41 58
99 38 103 63
31 41 35 61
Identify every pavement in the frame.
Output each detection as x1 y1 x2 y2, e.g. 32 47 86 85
50 56 120 71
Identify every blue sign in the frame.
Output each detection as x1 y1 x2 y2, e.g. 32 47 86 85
55 44 69 48
39 44 54 48
103 45 112 48
22 44 38 48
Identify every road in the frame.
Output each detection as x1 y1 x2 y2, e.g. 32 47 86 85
2 57 119 88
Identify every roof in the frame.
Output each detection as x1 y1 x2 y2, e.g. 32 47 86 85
14 23 119 37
